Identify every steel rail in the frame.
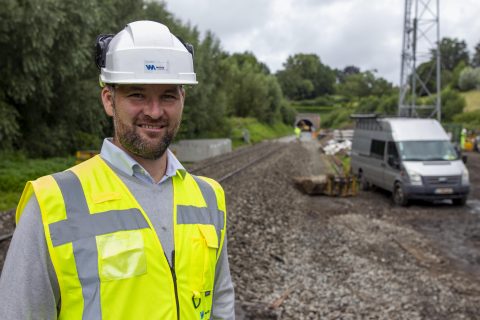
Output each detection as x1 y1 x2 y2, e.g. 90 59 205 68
190 142 269 174
218 144 283 183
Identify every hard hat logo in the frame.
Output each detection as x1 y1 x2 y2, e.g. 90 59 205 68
144 61 168 73
97 20 197 85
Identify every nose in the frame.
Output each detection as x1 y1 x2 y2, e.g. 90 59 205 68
143 98 165 119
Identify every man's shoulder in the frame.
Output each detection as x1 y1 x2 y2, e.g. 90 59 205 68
30 156 109 188
189 174 225 195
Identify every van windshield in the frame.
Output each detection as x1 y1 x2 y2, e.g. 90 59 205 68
397 141 459 161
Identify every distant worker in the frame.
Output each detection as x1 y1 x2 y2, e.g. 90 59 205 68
242 128 251 144
0 20 235 319
294 126 301 140
460 128 467 150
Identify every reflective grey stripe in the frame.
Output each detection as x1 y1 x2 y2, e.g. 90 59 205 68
177 176 225 243
50 208 148 246
52 171 102 320
177 206 224 232
50 170 149 320
73 237 101 320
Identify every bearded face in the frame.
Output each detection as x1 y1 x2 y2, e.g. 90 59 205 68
104 84 184 160
113 109 181 160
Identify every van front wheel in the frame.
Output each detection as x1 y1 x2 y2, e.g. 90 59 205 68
452 197 467 206
393 183 409 206
359 172 370 191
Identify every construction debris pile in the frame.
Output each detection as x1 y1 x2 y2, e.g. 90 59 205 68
321 129 353 156
292 130 356 197
322 139 352 156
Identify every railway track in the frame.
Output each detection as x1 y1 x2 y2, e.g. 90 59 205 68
191 141 283 182
0 141 284 245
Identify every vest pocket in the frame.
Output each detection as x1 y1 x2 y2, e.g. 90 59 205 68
97 230 147 281
192 289 213 320
190 224 218 319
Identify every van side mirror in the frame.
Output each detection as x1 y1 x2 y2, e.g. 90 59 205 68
462 155 468 164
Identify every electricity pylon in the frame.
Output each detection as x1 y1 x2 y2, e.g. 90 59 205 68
398 0 441 120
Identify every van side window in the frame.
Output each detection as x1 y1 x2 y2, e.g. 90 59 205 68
370 139 385 159
387 141 399 159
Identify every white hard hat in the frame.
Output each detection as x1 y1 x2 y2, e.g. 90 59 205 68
96 20 197 85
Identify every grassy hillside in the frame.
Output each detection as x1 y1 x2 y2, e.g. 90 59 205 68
461 89 480 112
228 117 293 148
0 154 75 211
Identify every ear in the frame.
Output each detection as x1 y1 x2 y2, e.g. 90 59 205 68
101 87 114 117
180 86 186 104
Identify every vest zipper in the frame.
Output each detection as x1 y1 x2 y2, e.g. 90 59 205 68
170 250 180 320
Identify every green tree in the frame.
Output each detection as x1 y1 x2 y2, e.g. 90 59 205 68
337 71 394 99
336 65 361 83
180 31 230 139
0 0 110 155
225 54 285 124
472 42 480 68
276 53 335 100
0 0 294 156
435 37 469 71
412 37 470 95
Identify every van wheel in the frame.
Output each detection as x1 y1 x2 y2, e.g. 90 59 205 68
359 173 370 191
393 183 409 206
452 197 467 206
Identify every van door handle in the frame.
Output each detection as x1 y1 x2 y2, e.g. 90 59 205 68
381 163 386 167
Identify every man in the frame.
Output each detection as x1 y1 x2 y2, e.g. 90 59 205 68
0 20 235 319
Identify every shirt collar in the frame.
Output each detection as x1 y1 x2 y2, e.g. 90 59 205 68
100 138 186 183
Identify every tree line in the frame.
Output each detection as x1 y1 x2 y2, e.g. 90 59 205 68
1 0 479 157
0 0 296 156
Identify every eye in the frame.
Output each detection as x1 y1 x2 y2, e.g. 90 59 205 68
128 93 145 99
162 94 179 101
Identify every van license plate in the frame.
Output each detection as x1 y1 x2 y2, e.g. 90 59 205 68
435 188 453 194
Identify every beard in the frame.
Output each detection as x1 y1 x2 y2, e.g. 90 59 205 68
113 112 180 160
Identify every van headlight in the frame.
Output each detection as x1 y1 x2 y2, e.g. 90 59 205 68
406 169 423 186
462 169 469 185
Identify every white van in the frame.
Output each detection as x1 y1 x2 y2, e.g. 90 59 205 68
350 115 470 206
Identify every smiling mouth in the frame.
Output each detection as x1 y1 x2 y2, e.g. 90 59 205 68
138 124 166 130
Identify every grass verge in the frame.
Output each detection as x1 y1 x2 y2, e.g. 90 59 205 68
228 117 294 148
461 89 480 112
0 154 75 211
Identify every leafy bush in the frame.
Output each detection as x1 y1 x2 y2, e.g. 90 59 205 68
458 67 480 91
441 89 466 122
453 110 480 129
424 88 465 122
294 95 336 107
279 101 297 125
321 108 354 129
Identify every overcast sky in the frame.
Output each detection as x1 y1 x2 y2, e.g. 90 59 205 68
163 0 480 85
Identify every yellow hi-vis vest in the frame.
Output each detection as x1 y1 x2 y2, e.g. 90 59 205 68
16 155 227 320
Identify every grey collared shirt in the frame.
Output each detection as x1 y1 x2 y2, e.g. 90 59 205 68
100 138 185 185
0 139 235 319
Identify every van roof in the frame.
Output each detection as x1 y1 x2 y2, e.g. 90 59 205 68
381 118 449 141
